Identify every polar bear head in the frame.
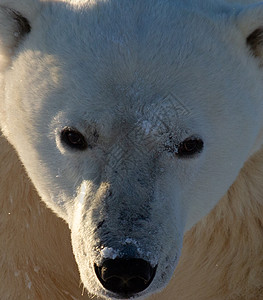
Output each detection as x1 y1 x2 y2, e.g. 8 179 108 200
1 0 263 299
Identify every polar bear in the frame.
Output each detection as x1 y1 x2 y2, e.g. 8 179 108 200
1 0 263 299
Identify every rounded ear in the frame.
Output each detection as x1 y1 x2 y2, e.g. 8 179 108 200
0 0 41 69
236 3 263 62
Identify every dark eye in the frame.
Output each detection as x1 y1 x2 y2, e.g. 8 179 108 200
61 127 88 150
177 137 204 157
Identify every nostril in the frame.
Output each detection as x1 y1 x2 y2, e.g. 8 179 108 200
94 258 157 296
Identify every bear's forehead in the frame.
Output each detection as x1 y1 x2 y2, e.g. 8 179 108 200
33 0 238 97
37 0 230 61
16 0 248 125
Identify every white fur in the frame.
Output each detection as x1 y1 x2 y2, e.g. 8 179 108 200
1 0 263 299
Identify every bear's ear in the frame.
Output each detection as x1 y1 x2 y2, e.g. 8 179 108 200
0 0 41 69
236 3 263 64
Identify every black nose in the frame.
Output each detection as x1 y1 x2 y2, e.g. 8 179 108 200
94 258 157 297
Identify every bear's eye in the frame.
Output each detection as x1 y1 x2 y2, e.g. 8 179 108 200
177 137 204 157
61 127 88 150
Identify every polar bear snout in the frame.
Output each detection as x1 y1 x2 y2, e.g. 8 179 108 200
94 258 157 297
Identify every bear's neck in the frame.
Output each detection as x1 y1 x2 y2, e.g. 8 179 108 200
162 147 263 299
0 134 93 299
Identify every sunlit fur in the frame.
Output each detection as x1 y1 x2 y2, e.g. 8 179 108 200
2 127 263 299
2 0 263 299
0 135 91 299
159 146 263 300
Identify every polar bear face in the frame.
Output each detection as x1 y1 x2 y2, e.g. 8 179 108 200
1 0 263 299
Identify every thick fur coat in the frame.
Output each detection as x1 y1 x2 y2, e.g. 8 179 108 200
1 0 263 299
2 129 263 300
